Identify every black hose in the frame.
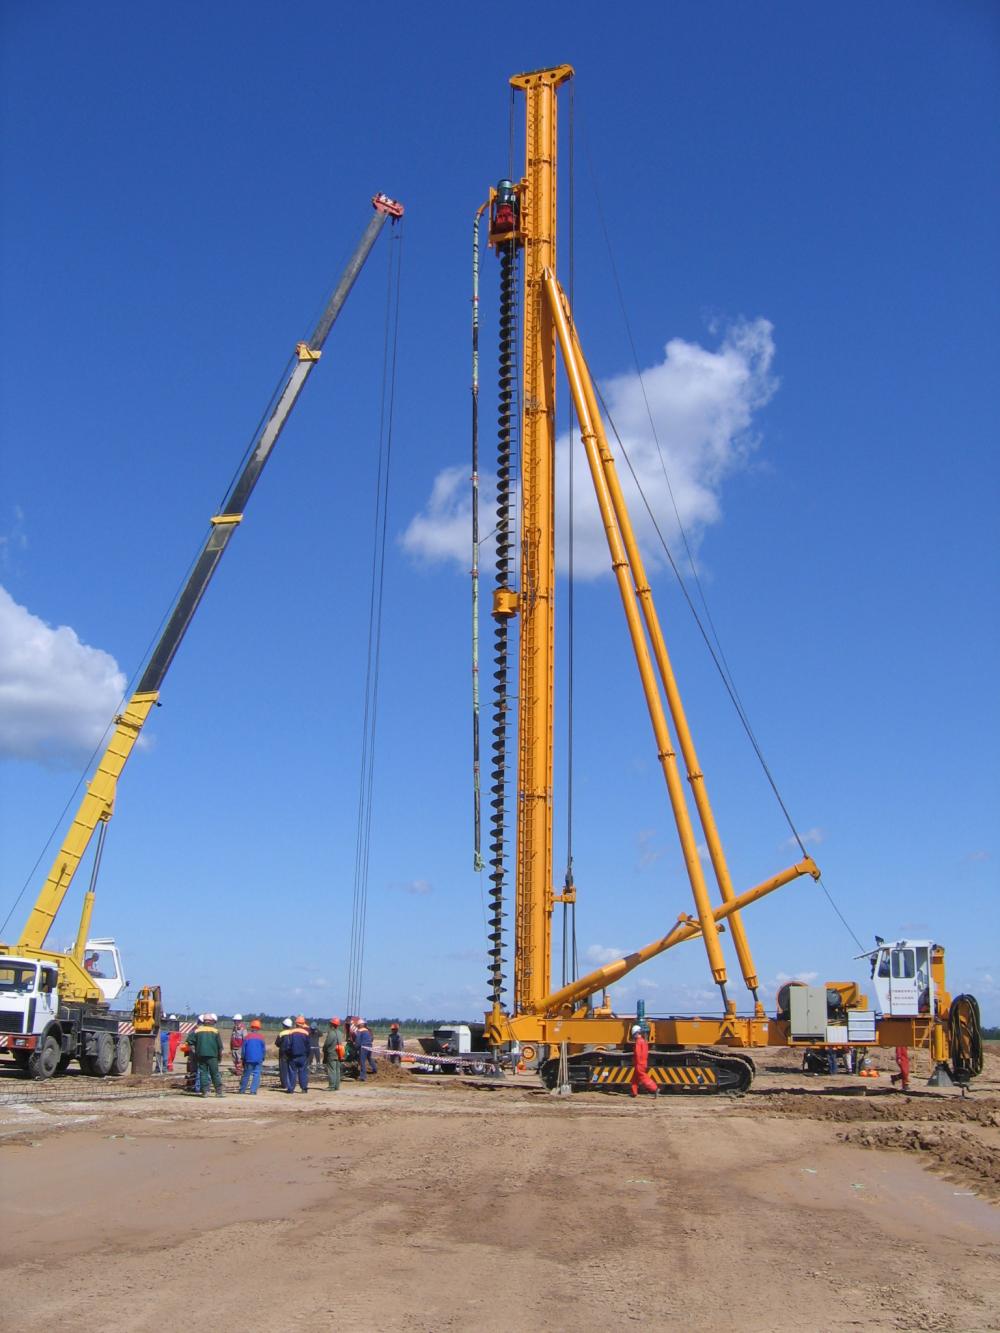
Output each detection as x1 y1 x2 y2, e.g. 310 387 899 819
948 994 984 1085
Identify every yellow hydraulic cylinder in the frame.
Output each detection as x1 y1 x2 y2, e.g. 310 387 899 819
543 268 731 998
564 297 761 1000
535 856 819 1015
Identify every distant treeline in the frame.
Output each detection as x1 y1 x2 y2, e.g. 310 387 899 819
169 1014 464 1031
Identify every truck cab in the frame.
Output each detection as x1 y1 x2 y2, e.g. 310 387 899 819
0 958 59 1055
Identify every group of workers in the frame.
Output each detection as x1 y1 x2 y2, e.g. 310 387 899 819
174 1014 405 1098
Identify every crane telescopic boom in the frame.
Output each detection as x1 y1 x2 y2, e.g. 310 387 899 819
11 193 403 985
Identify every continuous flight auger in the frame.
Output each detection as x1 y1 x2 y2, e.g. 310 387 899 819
486 207 520 1009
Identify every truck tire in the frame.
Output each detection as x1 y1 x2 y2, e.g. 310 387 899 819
88 1031 115 1077
110 1036 131 1075
29 1034 61 1080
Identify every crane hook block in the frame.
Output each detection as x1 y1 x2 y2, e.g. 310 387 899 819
372 193 404 219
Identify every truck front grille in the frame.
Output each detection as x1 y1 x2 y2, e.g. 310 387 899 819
0 1011 25 1034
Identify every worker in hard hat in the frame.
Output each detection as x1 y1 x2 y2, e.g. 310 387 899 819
285 1016 312 1093
355 1020 377 1082
166 1015 183 1071
387 1022 404 1066
629 1023 658 1098
322 1017 345 1091
230 1014 247 1076
193 1013 225 1098
275 1017 294 1092
238 1020 266 1095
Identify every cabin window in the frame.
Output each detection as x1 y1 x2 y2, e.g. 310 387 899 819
877 951 890 978
891 948 915 980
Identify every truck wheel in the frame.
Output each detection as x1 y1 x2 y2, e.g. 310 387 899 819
89 1032 115 1077
29 1035 61 1080
109 1037 131 1075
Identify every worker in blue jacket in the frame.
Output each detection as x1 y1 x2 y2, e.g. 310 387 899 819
238 1019 267 1095
285 1016 311 1093
355 1021 377 1081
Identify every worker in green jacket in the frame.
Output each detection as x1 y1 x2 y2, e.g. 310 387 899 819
322 1017 345 1091
193 1014 225 1097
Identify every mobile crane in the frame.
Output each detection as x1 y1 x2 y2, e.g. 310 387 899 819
478 66 982 1094
0 193 403 1079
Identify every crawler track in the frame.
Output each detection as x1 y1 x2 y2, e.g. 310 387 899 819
540 1047 756 1095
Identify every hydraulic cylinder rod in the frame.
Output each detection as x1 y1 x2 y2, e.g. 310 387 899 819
16 194 402 953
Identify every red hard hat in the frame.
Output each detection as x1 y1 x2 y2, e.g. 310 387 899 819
391 1023 399 1030
330 1017 341 1026
250 1019 262 1030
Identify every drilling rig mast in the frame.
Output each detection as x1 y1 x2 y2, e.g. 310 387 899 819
479 67 980 1094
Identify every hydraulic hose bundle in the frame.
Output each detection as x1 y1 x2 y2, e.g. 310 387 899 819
948 993 983 1085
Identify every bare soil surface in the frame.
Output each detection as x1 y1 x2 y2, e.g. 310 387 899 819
2 1047 998 1332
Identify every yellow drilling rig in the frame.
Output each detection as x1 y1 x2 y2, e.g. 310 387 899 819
476 65 982 1095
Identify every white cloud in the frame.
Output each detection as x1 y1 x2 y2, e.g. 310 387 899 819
0 506 28 572
771 970 819 989
0 586 126 768
401 318 776 579
391 878 433 896
784 826 825 850
585 943 624 966
637 828 663 870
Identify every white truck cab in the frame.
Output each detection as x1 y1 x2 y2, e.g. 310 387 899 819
0 958 59 1053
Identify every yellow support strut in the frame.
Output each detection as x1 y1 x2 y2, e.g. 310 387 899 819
543 267 732 1003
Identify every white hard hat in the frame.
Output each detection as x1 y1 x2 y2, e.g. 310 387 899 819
209 1013 218 1022
630 1024 642 1036
197 1013 205 1022
233 1013 243 1021
282 1017 293 1028
168 1013 177 1020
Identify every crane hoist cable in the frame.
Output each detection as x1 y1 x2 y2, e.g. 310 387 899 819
594 379 865 953
577 126 865 955
345 222 405 1017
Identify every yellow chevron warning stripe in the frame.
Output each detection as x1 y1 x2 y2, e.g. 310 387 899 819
589 1063 720 1087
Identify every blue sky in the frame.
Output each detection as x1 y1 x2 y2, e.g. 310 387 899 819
1 3 997 1023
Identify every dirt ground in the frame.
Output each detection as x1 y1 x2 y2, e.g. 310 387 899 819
2 1044 998 1333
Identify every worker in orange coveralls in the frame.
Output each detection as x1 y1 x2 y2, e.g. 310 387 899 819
891 1045 910 1091
629 1023 658 1098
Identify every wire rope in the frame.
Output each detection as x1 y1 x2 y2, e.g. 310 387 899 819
345 220 404 1017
